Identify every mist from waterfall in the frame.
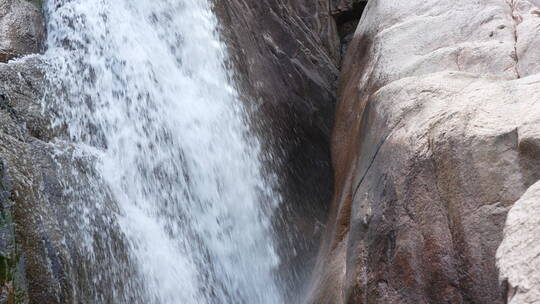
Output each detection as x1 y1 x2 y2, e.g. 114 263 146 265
41 0 282 303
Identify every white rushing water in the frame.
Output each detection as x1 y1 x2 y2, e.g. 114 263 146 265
42 0 282 303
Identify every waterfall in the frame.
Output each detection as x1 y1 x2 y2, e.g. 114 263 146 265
41 0 282 303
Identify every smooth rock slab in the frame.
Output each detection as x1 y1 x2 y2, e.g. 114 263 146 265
307 0 540 303
497 181 540 304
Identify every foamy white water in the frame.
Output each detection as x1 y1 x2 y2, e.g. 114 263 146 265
42 0 281 303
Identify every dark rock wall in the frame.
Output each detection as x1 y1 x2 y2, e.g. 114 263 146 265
1 1 535 304
332 0 367 62
0 0 355 302
0 0 394 303
214 0 368 301
213 0 340 300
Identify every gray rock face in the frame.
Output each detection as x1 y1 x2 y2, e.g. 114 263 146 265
307 0 540 303
0 0 44 62
0 57 69 304
497 181 540 304
286 0 341 64
0 1 73 303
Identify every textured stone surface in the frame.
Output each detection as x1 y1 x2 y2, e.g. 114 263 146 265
0 53 126 304
214 0 343 300
0 57 68 304
286 0 341 64
0 0 44 62
0 2 72 303
514 0 540 77
308 0 540 303
497 181 540 304
331 0 367 15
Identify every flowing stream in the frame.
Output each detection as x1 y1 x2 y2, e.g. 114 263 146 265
42 0 282 303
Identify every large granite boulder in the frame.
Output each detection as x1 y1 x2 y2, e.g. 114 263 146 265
0 0 44 62
308 0 540 303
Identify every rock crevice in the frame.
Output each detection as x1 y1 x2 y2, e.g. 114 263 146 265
507 0 522 78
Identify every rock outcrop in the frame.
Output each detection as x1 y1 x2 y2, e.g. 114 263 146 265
3 0 540 303
0 56 91 304
0 0 44 62
0 57 52 304
308 0 540 303
0 1 75 303
497 181 540 304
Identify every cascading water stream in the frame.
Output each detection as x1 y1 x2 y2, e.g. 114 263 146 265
41 0 282 303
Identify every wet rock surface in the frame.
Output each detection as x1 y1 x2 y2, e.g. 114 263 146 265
214 0 342 300
0 0 360 302
0 1 74 302
0 56 138 304
3 0 539 303
0 0 44 62
0 57 69 304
